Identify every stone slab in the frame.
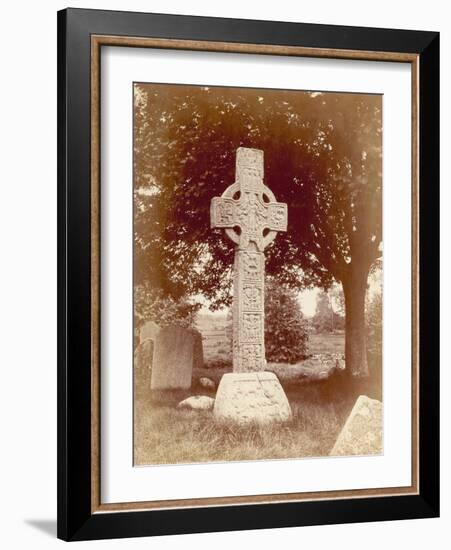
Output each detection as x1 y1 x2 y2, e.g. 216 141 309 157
134 338 154 388
151 326 193 390
330 395 383 456
139 320 160 344
213 372 292 425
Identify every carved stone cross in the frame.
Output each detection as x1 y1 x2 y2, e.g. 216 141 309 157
211 147 288 372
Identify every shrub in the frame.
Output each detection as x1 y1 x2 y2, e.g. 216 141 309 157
264 280 308 363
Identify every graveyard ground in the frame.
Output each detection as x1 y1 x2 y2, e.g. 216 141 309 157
134 331 381 466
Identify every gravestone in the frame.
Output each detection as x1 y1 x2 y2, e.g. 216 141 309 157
210 147 292 424
330 395 382 456
139 320 160 344
134 338 154 387
151 326 194 390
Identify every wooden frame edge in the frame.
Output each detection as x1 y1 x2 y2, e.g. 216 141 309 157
91 34 418 62
90 34 420 515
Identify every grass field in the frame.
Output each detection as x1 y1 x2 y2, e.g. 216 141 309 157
133 330 382 466
134 380 354 465
308 332 345 354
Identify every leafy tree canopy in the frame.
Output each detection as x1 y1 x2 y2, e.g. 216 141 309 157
134 84 382 312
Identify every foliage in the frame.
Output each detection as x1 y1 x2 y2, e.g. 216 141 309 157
134 282 200 331
133 84 382 376
134 85 382 306
264 280 309 363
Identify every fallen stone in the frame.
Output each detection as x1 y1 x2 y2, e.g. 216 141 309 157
177 396 215 411
330 395 382 456
199 377 215 390
214 372 292 425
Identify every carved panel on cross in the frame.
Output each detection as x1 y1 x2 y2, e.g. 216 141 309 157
240 344 263 372
242 313 262 342
236 147 264 185
267 203 288 231
210 197 236 227
242 252 263 280
242 285 262 311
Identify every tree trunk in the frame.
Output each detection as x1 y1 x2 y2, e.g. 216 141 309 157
342 266 370 378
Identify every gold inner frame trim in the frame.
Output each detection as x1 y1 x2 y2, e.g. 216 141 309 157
90 34 420 514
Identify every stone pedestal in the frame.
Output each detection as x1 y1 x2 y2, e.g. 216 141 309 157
214 372 292 425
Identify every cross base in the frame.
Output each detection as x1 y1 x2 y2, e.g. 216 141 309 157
213 372 292 425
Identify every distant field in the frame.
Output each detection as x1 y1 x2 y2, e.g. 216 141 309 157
308 332 344 355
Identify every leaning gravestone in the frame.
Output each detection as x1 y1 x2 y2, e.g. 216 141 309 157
134 338 154 387
151 326 194 390
330 395 383 456
210 147 291 424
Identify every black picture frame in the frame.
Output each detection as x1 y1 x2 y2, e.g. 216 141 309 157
57 7 439 542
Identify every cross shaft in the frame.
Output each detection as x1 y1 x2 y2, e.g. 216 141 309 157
211 148 287 372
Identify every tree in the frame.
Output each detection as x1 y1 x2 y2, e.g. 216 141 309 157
134 282 199 332
264 280 308 363
312 290 344 333
134 84 382 377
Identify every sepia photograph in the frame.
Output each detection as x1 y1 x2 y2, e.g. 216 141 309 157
132 82 383 466
53 6 441 542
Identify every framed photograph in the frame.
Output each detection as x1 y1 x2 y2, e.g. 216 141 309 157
57 8 439 541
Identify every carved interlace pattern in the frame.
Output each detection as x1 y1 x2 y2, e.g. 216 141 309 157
211 148 288 372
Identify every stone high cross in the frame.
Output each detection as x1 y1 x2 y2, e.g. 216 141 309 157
211 147 288 372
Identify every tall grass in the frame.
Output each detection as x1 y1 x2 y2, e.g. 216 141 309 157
134 380 355 466
134 332 381 466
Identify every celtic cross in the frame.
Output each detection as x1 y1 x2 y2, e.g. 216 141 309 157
211 147 288 372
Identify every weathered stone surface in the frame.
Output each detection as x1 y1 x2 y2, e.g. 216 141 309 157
199 377 215 390
330 395 383 456
210 148 287 374
177 395 215 411
134 338 154 386
139 320 160 344
191 328 204 369
214 372 292 425
151 326 194 390
210 148 291 425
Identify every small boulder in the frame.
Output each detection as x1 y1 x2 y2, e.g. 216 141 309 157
199 377 215 390
177 396 215 411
